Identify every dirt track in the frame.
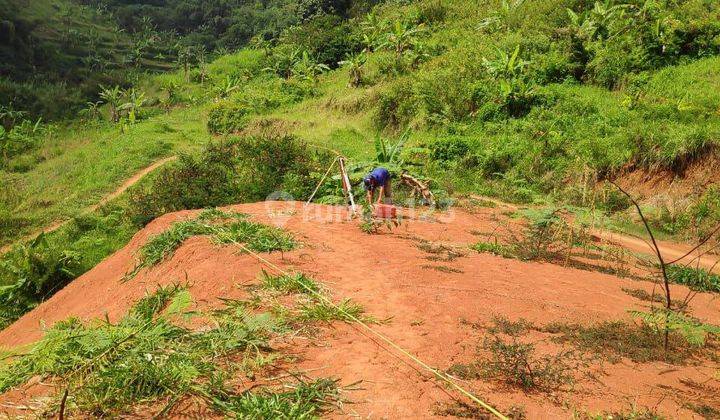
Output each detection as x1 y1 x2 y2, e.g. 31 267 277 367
0 156 176 255
1 202 719 418
594 229 720 273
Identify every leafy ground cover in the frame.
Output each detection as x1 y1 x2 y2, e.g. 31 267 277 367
0 280 352 417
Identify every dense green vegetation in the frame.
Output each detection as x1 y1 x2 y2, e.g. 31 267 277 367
1 0 720 360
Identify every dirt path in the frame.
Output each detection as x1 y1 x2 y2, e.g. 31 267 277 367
468 194 720 274
1 202 718 418
593 229 720 273
0 156 176 255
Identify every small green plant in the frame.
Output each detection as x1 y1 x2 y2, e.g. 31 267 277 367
359 204 400 234
470 241 515 258
480 335 577 391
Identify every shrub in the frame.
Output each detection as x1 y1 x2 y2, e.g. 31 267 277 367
665 265 720 293
412 0 447 25
129 135 332 226
207 100 251 134
0 234 81 329
480 335 577 391
279 15 362 68
429 136 469 162
375 81 418 129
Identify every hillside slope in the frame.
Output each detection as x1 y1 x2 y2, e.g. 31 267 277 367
0 0 173 119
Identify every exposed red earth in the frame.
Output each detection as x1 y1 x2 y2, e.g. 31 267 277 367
1 202 718 418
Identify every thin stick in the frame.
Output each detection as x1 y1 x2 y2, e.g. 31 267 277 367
305 157 338 206
609 181 672 352
58 388 68 420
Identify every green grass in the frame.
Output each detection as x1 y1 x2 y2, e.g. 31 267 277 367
130 210 296 278
0 284 341 417
0 107 210 247
666 264 720 293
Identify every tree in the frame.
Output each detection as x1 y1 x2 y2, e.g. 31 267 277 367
378 20 425 59
339 52 367 87
99 85 124 123
119 88 146 124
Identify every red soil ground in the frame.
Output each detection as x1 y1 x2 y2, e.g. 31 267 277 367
1 202 719 418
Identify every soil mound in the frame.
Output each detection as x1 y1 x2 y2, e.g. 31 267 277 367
1 202 718 418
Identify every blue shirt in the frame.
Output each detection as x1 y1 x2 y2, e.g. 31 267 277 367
365 167 390 190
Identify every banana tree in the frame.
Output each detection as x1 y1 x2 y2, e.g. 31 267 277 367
119 89 146 124
339 53 367 87
291 51 329 83
378 20 426 59
99 85 124 123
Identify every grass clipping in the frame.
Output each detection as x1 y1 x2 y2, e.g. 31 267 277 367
0 284 340 417
127 209 296 279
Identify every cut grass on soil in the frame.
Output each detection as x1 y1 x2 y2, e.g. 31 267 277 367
299 298 375 324
129 209 295 278
434 401 527 419
621 288 686 309
582 409 666 420
0 284 342 417
421 264 464 274
259 270 321 295
256 270 378 326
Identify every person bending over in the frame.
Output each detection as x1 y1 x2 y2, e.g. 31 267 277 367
363 167 392 207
